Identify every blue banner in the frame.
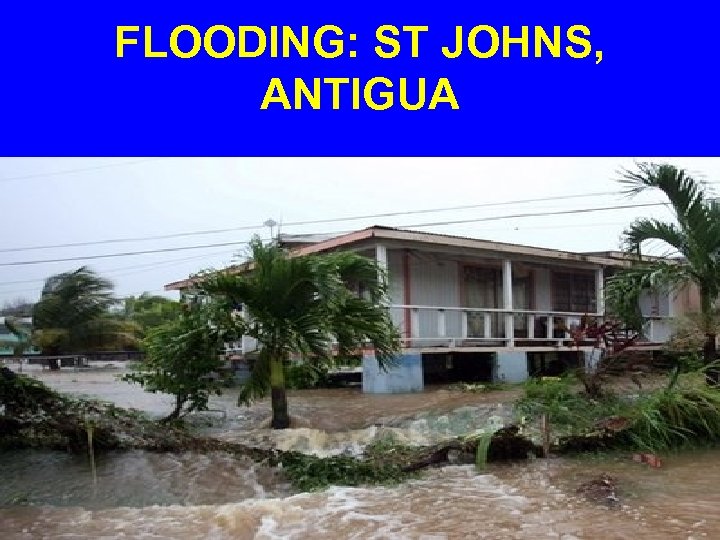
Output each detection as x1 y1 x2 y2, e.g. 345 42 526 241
1 2 718 156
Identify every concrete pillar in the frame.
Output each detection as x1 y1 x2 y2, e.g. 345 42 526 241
502 259 514 346
494 351 529 383
595 267 605 316
362 349 424 393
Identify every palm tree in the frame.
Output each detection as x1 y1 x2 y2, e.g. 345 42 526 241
612 162 720 384
32 267 139 368
200 236 401 429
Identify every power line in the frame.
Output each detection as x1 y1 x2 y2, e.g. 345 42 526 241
0 158 159 184
397 202 665 230
0 221 628 288
0 240 251 268
0 247 241 288
0 190 628 254
0 202 666 268
468 220 629 232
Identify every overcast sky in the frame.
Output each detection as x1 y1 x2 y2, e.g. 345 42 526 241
2 157 719 306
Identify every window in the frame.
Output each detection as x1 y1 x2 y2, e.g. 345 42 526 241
552 272 596 313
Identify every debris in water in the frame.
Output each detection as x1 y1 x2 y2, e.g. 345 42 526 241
632 453 663 468
576 473 621 507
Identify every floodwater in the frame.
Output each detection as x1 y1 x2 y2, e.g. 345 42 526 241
1 365 719 539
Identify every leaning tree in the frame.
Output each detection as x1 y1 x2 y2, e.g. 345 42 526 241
32 266 139 369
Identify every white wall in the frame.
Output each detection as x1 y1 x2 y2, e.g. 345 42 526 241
386 250 406 333
533 268 552 311
386 249 462 339
409 253 461 338
638 290 671 317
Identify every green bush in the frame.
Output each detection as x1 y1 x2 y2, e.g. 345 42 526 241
516 377 584 423
514 376 627 438
279 452 408 491
626 376 720 451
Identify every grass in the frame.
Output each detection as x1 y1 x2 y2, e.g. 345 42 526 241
514 369 720 454
625 374 720 451
515 376 625 436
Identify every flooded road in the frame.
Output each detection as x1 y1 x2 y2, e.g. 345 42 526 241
1 365 719 539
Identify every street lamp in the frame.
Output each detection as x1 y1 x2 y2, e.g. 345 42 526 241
263 218 278 240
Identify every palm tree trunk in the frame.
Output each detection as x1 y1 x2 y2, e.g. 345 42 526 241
269 355 290 429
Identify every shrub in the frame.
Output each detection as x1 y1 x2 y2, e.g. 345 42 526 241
515 376 628 442
626 375 720 451
279 452 408 491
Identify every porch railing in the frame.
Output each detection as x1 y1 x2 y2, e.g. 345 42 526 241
221 304 676 356
388 304 674 348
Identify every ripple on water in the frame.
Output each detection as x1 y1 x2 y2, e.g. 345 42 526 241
3 452 720 539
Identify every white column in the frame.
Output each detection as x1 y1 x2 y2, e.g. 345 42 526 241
502 260 514 346
375 244 388 307
375 244 388 274
595 267 605 316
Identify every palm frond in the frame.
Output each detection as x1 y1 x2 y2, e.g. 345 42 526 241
326 296 401 370
238 350 272 406
606 263 687 331
623 218 688 258
619 163 708 222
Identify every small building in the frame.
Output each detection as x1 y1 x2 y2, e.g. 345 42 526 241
164 226 698 393
0 316 40 356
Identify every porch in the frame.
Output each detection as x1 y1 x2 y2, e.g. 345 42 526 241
367 240 675 353
386 304 675 352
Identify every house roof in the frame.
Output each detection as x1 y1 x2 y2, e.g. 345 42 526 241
582 250 685 263
277 232 338 245
164 226 642 291
289 226 633 266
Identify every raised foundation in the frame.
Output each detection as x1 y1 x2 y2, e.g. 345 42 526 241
494 351 529 383
362 351 424 394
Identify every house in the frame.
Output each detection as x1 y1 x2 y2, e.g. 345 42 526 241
164 226 699 393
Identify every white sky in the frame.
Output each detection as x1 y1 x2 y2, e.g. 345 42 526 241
1 157 719 305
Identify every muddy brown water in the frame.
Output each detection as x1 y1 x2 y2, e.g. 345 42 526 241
1 366 718 539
